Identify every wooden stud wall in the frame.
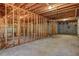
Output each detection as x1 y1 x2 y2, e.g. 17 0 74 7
0 4 50 49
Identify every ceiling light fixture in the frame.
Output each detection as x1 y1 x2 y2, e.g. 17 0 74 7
47 3 52 10
48 6 52 9
63 19 67 21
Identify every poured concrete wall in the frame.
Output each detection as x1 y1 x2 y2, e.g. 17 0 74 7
57 21 77 34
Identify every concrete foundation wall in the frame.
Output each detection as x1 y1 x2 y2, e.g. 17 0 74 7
57 21 77 34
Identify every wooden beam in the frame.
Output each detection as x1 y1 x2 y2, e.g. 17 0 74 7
32 4 46 12
42 5 79 17
36 4 66 14
38 4 78 14
25 3 37 10
29 4 43 11
33 4 47 13
4 3 49 20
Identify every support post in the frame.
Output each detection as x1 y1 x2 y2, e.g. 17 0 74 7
17 9 20 44
13 4 15 46
23 11 26 42
5 4 8 48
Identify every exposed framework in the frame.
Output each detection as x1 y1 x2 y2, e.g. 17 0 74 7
0 3 78 49
0 4 50 49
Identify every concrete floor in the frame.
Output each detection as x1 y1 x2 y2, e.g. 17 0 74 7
0 35 79 56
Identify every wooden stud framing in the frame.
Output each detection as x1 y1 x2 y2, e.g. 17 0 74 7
41 17 43 38
23 11 26 42
36 14 38 39
27 12 30 40
5 4 8 48
13 4 15 46
38 15 39 39
1 3 50 49
30 13 32 40
33 13 35 40
34 14 36 40
46 18 48 37
17 9 20 44
42 17 44 38
33 13 34 39
39 16 41 39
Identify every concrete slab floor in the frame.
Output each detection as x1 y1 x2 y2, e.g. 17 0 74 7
0 35 79 56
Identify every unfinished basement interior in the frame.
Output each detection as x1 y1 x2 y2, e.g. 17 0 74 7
0 3 79 56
